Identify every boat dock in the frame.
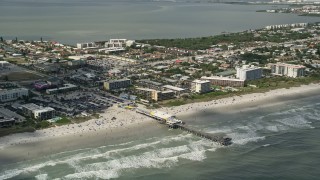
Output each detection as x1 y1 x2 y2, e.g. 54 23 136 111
136 108 232 146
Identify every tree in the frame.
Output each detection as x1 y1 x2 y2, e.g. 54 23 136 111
0 37 3 42
4 75 8 81
40 37 43 42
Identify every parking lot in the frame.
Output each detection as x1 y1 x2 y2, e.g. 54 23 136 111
30 90 128 117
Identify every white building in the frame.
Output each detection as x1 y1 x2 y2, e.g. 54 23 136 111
201 76 245 87
76 42 96 49
191 80 211 93
236 65 262 81
0 88 29 102
105 39 127 48
269 63 306 78
21 103 55 120
0 61 10 67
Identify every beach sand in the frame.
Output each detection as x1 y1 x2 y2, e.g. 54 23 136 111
1 83 320 165
0 107 159 164
161 83 320 117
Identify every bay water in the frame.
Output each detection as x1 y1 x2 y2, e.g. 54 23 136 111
0 0 319 44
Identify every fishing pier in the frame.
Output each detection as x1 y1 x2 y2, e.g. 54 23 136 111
136 109 232 146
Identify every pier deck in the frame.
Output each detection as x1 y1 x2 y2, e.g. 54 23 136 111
136 108 232 146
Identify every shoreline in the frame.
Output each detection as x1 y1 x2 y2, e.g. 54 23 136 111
1 83 320 165
160 83 320 118
0 107 158 165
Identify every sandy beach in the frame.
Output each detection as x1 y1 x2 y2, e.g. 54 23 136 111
1 83 320 164
161 83 320 118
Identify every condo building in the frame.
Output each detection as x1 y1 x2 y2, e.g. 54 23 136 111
236 65 262 81
0 88 29 102
191 80 211 93
21 103 55 120
269 63 305 78
201 76 245 87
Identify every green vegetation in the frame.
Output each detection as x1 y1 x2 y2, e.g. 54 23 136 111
5 57 27 64
0 71 44 81
299 14 320 17
166 68 185 75
56 117 71 125
138 33 256 50
162 74 320 107
35 121 51 129
240 53 271 64
137 31 312 50
162 91 231 107
0 127 35 138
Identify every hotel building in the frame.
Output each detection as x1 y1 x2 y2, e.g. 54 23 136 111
201 76 245 87
269 63 305 78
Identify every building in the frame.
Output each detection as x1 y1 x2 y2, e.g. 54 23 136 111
137 79 163 90
67 59 86 66
191 80 211 93
0 61 10 67
201 76 245 87
103 79 131 90
269 63 306 78
0 108 25 127
46 84 78 94
76 42 96 49
153 90 175 101
162 85 187 97
105 39 127 48
135 87 155 100
0 88 29 102
21 103 55 120
135 87 175 101
236 65 262 81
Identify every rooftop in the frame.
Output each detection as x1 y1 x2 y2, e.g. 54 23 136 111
162 85 185 91
192 79 210 84
201 76 245 82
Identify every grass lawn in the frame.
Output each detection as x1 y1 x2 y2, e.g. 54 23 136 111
5 57 28 64
0 71 44 81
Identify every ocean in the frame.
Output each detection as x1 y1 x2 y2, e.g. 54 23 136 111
1 93 320 179
0 0 319 45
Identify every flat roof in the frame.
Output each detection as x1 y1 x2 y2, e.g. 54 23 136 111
201 76 245 82
192 79 210 84
162 85 185 91
33 107 55 113
106 79 131 83
270 63 305 69
0 88 28 94
136 87 156 92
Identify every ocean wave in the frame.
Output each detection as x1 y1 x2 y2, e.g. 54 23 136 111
62 139 217 180
0 134 200 179
275 115 313 129
35 173 48 180
64 170 119 179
